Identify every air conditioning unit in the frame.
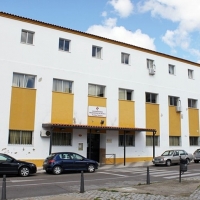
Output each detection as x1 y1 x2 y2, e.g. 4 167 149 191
149 68 155 75
176 106 182 112
40 129 51 137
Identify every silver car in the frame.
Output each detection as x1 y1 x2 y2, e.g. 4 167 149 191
152 150 193 166
193 149 200 163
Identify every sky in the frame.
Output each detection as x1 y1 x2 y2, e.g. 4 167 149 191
1 0 200 63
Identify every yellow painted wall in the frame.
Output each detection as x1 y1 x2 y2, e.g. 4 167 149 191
104 157 152 164
88 96 106 126
119 100 135 127
9 87 36 130
188 108 199 136
146 103 160 135
169 106 181 136
51 92 74 124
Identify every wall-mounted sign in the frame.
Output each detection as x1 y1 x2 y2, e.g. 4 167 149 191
88 106 106 117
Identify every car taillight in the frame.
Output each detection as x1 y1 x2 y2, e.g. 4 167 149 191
48 159 55 164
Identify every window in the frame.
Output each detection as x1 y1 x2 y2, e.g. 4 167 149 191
169 64 175 75
88 84 105 97
8 130 32 145
169 136 180 146
146 93 157 103
52 132 71 146
121 53 130 64
146 136 159 146
59 38 70 52
188 99 197 108
188 69 194 79
190 137 199 146
70 153 83 160
21 30 34 44
147 59 154 68
92 46 102 59
12 73 35 88
119 134 135 146
169 96 179 106
53 79 73 93
119 89 132 100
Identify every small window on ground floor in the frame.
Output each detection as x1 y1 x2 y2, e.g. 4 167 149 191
146 136 159 146
8 130 32 145
190 137 199 146
52 132 72 146
169 136 181 146
119 134 135 147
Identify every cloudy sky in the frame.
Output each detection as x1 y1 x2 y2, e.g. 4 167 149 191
1 0 200 63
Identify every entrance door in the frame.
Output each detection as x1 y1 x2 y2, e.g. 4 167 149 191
87 133 100 162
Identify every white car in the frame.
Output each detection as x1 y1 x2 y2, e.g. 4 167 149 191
152 150 193 166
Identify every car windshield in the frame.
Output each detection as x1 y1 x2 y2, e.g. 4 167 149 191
161 150 174 156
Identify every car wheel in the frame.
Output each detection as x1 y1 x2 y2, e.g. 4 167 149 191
19 166 30 177
194 160 198 163
87 164 95 173
166 160 171 166
52 166 62 175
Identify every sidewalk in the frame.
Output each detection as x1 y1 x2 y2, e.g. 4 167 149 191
13 162 200 200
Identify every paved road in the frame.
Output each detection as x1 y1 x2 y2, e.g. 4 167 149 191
1 161 200 199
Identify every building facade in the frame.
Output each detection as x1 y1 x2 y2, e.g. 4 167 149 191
0 12 199 167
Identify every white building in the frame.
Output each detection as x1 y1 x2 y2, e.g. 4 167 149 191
0 12 199 167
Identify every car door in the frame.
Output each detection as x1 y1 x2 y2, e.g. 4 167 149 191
172 151 180 164
70 153 86 170
59 153 74 171
0 154 18 174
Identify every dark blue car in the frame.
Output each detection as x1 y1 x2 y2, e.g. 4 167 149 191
43 152 99 175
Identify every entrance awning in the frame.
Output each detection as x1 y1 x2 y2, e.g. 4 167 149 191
42 123 157 165
42 123 156 132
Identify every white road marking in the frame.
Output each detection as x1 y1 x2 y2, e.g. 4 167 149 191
97 171 128 177
164 172 200 179
10 179 45 183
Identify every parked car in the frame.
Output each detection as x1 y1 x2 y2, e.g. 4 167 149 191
193 149 200 163
43 152 99 175
152 150 193 166
0 153 37 177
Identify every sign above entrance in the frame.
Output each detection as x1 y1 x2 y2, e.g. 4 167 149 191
88 106 106 117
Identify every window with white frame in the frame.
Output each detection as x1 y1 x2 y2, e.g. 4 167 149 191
169 64 175 75
169 136 180 146
88 84 105 97
119 89 132 100
121 53 130 64
21 30 34 44
92 46 102 59
12 73 35 88
190 137 199 146
147 59 154 68
53 79 73 93
8 130 32 145
146 136 159 146
146 92 157 103
119 134 135 146
52 132 72 146
188 69 194 79
169 96 179 106
59 38 70 52
188 98 197 108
